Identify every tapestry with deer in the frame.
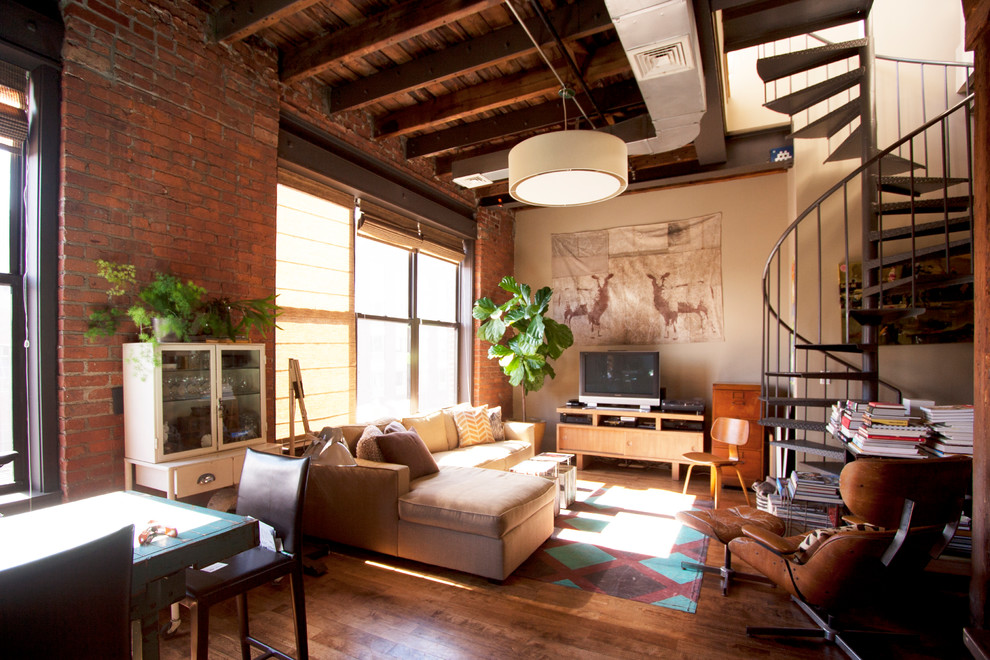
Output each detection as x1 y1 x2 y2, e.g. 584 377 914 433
551 214 724 345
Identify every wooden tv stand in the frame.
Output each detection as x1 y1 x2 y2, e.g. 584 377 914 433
556 406 704 478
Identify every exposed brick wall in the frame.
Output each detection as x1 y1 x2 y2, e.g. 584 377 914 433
55 0 512 498
59 0 280 498
472 205 515 416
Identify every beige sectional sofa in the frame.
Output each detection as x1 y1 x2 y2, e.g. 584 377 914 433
303 408 556 580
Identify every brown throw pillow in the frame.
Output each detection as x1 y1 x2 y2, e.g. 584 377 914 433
376 429 439 480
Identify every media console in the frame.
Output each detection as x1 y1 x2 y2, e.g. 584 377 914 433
555 406 704 478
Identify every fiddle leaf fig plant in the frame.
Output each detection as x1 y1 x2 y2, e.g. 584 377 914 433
473 275 573 421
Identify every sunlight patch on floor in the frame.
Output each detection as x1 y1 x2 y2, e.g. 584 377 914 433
363 560 474 590
556 510 687 558
580 482 698 516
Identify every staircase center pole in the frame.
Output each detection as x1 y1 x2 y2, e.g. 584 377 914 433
859 12 880 402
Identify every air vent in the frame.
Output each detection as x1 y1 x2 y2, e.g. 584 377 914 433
629 37 694 80
452 173 493 189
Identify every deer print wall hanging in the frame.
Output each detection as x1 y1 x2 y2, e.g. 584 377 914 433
551 214 724 345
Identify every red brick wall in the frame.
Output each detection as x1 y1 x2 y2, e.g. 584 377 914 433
55 0 515 498
58 0 280 498
472 205 515 416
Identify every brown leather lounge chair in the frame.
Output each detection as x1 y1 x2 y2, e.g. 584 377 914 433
728 455 971 659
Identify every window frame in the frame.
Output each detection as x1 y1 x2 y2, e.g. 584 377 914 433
355 235 462 416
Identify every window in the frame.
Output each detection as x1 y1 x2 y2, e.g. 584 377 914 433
355 237 460 421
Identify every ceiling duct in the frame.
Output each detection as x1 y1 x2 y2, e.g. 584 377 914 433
604 0 707 155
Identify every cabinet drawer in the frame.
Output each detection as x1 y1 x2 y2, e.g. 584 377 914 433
713 385 761 420
625 430 701 460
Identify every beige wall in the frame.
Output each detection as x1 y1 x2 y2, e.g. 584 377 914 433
513 173 791 450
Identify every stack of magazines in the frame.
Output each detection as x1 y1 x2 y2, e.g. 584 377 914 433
848 402 930 458
921 404 974 457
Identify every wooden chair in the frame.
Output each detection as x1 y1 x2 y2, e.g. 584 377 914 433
729 455 972 658
0 523 134 659
681 417 751 509
184 449 311 660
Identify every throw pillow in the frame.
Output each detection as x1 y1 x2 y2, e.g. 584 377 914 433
441 403 472 449
383 420 406 434
376 429 439 480
488 406 505 442
400 410 448 453
355 424 385 463
453 405 494 447
793 522 880 564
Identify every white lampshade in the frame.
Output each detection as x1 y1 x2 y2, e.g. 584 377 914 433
508 130 628 207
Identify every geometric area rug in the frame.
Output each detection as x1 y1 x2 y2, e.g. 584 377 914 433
515 482 711 613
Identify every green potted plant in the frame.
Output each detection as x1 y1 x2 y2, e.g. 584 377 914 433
472 275 574 428
192 295 281 341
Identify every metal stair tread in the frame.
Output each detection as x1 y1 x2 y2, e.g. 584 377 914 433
761 418 829 432
879 176 970 196
788 98 861 140
862 237 973 269
849 307 926 324
868 215 971 241
879 152 923 175
757 38 868 82
862 273 975 298
876 196 971 215
765 67 865 116
825 124 863 162
765 370 876 380
793 342 866 353
722 0 873 52
763 397 838 408
768 439 846 460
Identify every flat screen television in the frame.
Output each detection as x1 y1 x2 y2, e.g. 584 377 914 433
578 350 661 410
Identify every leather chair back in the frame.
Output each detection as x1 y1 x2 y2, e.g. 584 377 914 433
236 449 311 556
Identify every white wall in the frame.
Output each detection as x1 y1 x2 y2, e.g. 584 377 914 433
513 173 791 450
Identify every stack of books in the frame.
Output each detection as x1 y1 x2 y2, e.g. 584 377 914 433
789 470 843 504
921 404 975 457
848 402 930 458
754 473 843 534
826 400 869 441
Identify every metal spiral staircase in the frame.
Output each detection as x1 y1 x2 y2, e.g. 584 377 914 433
721 0 976 475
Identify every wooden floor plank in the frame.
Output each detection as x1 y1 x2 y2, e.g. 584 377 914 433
159 461 967 659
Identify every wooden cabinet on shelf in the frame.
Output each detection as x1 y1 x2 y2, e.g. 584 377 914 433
122 342 267 499
711 383 765 487
555 407 703 478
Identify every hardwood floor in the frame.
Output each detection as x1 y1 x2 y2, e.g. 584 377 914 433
159 461 971 659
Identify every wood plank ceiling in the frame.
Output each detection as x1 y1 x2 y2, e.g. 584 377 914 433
205 0 738 204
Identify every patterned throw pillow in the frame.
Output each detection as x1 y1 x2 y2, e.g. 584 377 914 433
793 522 880 564
355 425 385 462
488 406 505 442
453 405 494 447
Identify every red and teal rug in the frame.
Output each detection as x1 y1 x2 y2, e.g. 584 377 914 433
516 481 711 613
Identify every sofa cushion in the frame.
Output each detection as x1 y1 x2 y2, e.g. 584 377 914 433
441 403 472 450
356 425 385 462
433 441 531 470
401 410 447 453
398 466 555 539
454 405 494 447
377 430 440 480
488 406 505 442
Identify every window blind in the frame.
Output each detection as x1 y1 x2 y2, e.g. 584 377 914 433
357 198 466 263
0 61 28 154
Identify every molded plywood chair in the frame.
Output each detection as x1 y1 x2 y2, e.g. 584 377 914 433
729 455 972 658
681 417 751 509
184 449 311 660
0 523 134 659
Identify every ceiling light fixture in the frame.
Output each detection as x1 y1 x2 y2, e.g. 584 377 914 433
504 2 628 207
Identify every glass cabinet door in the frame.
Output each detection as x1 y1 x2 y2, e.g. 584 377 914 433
218 347 263 449
160 347 215 457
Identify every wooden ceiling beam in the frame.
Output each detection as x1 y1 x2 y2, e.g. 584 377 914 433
327 0 613 113
406 79 644 158
212 0 322 43
375 42 630 139
281 0 504 84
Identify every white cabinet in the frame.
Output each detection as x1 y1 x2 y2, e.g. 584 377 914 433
123 342 267 466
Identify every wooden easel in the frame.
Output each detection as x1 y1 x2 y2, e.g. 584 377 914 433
287 358 312 455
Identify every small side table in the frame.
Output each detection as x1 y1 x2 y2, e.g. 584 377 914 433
532 452 577 508
510 459 560 515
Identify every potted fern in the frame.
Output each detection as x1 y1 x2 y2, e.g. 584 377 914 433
472 276 574 428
